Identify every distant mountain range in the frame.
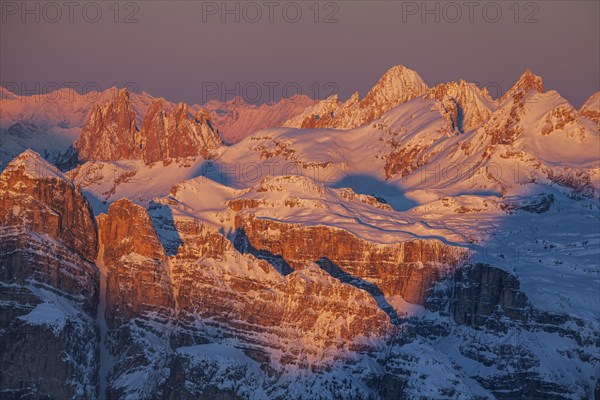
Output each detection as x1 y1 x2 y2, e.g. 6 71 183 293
1 66 599 400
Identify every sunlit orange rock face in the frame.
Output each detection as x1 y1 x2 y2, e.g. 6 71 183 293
97 201 391 362
76 90 222 165
498 69 543 104
97 199 174 327
0 151 98 260
383 143 435 180
579 91 600 124
140 99 167 165
173 218 391 355
426 80 496 133
486 91 528 146
0 151 100 399
0 150 99 308
233 214 467 305
76 89 141 162
286 65 429 130
166 105 221 159
141 101 222 164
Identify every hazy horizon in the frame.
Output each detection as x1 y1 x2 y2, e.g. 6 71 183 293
1 1 599 107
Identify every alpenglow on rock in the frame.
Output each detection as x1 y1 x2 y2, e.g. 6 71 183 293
76 88 141 162
284 65 429 130
76 89 222 165
0 150 100 399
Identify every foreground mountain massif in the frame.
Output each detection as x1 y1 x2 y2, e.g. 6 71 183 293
0 66 599 399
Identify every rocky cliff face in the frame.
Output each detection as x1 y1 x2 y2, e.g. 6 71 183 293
426 80 497 133
76 92 222 165
97 199 175 327
76 89 141 162
94 199 391 398
171 214 391 351
449 263 529 326
233 214 466 307
141 100 222 164
0 150 98 307
164 104 221 161
0 150 100 399
579 91 600 124
499 69 544 104
422 263 600 400
139 99 167 165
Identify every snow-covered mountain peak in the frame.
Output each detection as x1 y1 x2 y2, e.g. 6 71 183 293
499 68 544 104
1 149 68 182
373 65 425 87
282 66 429 130
426 80 498 132
361 65 429 109
489 89 583 138
579 91 600 123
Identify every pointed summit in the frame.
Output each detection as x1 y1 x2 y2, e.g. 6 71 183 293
172 101 192 123
284 65 430 130
426 80 497 132
579 92 599 123
139 100 221 164
146 98 165 115
227 95 247 106
1 149 67 182
376 65 424 83
193 109 213 128
76 87 140 162
116 86 130 98
362 65 429 108
499 69 544 103
141 99 167 164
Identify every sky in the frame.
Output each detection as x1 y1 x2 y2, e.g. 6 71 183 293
1 1 599 107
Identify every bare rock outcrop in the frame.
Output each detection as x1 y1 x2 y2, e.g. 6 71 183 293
76 89 141 162
0 150 100 399
233 214 466 306
97 199 175 327
76 92 222 165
